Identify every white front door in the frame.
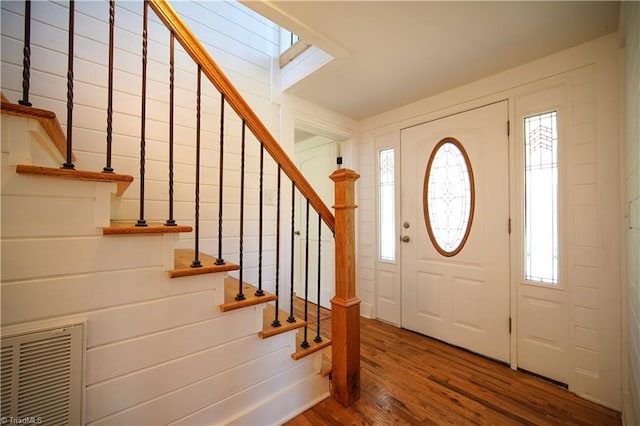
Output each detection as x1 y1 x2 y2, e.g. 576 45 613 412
400 102 510 362
294 137 336 308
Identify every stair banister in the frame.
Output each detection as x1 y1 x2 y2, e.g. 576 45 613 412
7 0 361 408
149 0 361 405
148 0 335 232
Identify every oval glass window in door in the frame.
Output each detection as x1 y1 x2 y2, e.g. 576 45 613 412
423 137 475 256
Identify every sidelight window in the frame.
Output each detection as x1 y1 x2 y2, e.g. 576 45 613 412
524 111 559 284
378 148 396 262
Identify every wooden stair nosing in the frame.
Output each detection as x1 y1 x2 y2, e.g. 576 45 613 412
220 277 276 312
260 304 306 339
291 337 332 360
1 99 73 162
104 222 192 235
170 249 239 278
16 164 133 195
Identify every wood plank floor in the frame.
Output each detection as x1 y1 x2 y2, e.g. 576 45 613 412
286 316 621 426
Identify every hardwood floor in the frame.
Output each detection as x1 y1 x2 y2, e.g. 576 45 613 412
286 316 621 426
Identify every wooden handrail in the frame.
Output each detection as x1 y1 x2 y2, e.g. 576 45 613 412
148 0 335 232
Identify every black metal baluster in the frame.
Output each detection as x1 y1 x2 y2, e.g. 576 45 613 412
216 94 226 265
103 0 115 173
255 143 265 297
301 199 310 349
19 0 32 107
314 213 323 343
272 165 282 328
236 121 246 301
165 32 177 226
287 181 296 323
135 0 148 225
191 66 202 268
61 0 75 170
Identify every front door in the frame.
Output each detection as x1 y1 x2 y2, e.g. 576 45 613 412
400 101 510 362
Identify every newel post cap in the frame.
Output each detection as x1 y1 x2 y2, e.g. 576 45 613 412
330 168 360 183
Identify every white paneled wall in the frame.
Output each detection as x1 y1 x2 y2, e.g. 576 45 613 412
622 2 640 425
357 133 376 318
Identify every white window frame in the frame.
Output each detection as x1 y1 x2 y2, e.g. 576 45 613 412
377 146 397 263
523 110 560 285
516 100 567 290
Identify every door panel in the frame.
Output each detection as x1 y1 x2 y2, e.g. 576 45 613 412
514 86 570 384
518 286 569 382
376 267 400 323
375 132 402 326
401 102 510 362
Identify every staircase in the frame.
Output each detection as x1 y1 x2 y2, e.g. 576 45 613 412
1 97 330 425
0 0 360 424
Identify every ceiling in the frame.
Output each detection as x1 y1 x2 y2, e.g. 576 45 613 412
242 1 619 121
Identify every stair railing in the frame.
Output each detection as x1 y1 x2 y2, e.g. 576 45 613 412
5 0 360 406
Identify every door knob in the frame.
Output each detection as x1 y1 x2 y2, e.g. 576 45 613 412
401 235 410 243
294 230 301 235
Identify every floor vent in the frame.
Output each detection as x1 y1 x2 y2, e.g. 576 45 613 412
1 324 84 425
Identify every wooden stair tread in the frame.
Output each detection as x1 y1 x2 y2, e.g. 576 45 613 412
16 164 133 195
169 249 239 278
1 98 72 161
291 332 331 360
259 304 306 339
104 221 192 235
288 297 333 361
220 277 276 312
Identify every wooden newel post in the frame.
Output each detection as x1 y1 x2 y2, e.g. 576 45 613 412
330 168 360 407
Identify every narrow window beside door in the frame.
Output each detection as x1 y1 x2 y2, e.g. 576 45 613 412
379 148 395 261
524 111 559 284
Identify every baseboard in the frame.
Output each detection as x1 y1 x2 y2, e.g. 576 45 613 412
360 302 375 318
227 372 330 425
622 389 639 426
272 374 331 425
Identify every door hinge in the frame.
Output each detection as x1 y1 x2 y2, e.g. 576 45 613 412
508 218 512 234
507 120 511 136
509 317 512 334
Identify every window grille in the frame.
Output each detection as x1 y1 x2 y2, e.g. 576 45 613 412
524 111 559 284
379 148 396 262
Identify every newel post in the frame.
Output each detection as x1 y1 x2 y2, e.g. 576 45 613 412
330 168 360 407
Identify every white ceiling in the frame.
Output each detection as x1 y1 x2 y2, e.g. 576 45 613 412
243 1 619 120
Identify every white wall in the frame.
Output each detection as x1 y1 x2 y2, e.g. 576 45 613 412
357 33 622 409
621 2 640 425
